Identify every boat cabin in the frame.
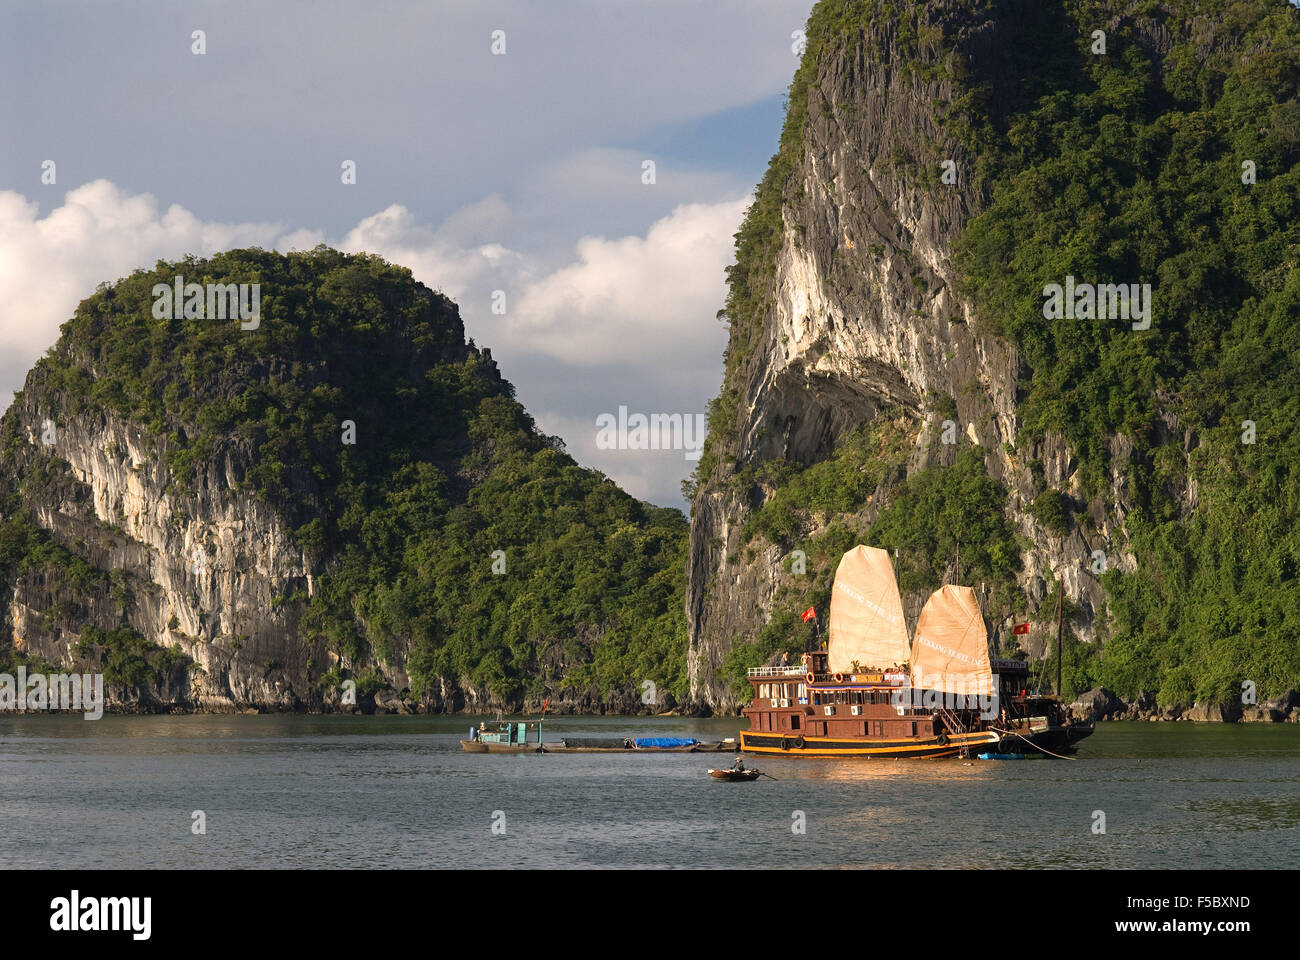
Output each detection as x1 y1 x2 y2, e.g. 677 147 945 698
745 656 1051 741
472 720 540 746
745 652 938 740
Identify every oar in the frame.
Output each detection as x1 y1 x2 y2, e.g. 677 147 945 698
755 770 779 781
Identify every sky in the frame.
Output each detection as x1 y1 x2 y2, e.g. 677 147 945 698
0 0 817 509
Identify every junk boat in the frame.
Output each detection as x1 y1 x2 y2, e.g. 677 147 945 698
740 545 1093 759
460 719 738 754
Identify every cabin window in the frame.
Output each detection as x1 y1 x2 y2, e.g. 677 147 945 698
910 722 917 736
791 714 800 730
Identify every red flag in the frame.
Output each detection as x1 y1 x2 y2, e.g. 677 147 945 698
801 606 816 623
1013 623 1030 635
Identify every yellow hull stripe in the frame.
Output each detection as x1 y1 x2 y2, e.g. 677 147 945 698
740 731 1000 756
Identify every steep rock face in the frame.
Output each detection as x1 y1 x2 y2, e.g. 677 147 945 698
687 2 1141 713
7 398 314 710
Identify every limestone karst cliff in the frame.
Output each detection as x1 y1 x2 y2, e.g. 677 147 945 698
0 248 688 713
686 0 1300 713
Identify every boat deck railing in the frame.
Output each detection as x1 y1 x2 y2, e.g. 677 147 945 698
746 666 807 678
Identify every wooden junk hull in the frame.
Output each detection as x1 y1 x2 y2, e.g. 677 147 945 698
740 724 1089 759
740 729 1000 759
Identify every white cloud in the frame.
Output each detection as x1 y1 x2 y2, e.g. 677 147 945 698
506 196 746 368
338 203 526 304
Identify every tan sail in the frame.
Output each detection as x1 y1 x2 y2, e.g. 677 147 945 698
827 545 910 674
911 584 993 695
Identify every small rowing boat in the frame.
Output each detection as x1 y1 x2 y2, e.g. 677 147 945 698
709 768 762 781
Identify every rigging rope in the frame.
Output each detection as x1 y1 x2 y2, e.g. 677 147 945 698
989 727 1077 761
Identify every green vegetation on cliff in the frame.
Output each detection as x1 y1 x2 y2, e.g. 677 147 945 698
951 0 1300 703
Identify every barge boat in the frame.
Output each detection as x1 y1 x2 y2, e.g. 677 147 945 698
461 720 738 754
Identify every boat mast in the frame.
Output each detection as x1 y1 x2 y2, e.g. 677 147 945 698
1055 577 1064 698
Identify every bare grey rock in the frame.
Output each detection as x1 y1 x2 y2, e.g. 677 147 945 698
1240 705 1284 723
1069 687 1123 721
1183 702 1243 723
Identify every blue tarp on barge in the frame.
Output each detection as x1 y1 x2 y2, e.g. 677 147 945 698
634 737 698 748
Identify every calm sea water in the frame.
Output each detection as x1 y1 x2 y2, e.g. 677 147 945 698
2 714 1298 869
